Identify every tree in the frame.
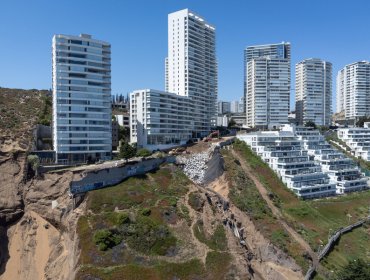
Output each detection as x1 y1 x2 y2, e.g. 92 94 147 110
119 126 130 141
136 148 151 158
93 229 122 251
228 118 236 128
304 121 316 129
119 142 136 162
336 259 370 280
27 154 40 177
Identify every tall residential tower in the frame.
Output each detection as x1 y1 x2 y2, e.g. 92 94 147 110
52 34 111 164
295 58 332 126
244 42 291 129
167 9 218 136
337 61 370 120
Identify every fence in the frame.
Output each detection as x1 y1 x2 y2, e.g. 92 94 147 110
304 216 369 280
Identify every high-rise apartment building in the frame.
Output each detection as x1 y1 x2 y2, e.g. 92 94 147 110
167 9 217 136
295 58 332 126
52 34 111 164
230 100 239 113
238 96 245 113
244 42 291 129
130 89 193 149
337 61 370 119
217 101 231 114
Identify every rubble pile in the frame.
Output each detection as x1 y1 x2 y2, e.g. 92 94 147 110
178 151 210 184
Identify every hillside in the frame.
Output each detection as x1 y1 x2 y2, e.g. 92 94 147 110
0 87 51 153
1 87 369 280
76 162 303 280
229 140 370 279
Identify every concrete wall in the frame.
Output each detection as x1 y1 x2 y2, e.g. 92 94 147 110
70 156 175 195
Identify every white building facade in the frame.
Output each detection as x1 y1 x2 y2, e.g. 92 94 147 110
244 42 291 129
238 127 336 199
336 61 370 119
294 126 368 194
52 34 111 164
238 124 368 198
230 100 239 113
167 9 218 136
130 89 193 150
295 58 332 126
338 123 370 161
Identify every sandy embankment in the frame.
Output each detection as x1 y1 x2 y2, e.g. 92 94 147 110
1 211 67 280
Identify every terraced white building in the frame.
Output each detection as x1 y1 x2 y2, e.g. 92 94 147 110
238 127 336 199
294 126 368 194
238 124 369 198
52 34 111 164
338 123 370 161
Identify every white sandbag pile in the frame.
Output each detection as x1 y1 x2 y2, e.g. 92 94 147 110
178 151 210 184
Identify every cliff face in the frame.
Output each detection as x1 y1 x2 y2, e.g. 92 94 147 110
0 88 81 280
0 152 81 280
0 153 25 225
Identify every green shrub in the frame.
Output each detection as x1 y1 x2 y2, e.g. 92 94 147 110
116 212 130 225
136 148 151 157
125 216 177 255
193 220 227 251
93 229 122 251
141 208 151 216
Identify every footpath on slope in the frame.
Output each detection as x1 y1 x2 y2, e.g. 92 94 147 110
230 149 319 269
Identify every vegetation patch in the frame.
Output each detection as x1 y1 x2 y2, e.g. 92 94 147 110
193 220 227 251
223 144 309 271
188 191 205 212
77 259 205 280
77 165 233 279
93 229 123 251
205 251 232 280
0 88 50 147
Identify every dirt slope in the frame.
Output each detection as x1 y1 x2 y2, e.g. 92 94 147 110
231 149 318 267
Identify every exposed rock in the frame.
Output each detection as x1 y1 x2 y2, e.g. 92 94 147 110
0 154 25 225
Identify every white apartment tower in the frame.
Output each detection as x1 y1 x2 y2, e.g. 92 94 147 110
52 34 112 164
130 89 193 150
337 61 370 119
295 58 332 126
167 9 218 136
244 42 291 129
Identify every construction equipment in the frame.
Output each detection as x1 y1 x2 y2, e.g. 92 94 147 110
203 130 220 142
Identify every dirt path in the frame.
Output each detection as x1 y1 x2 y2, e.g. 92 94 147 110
231 149 318 267
183 187 212 264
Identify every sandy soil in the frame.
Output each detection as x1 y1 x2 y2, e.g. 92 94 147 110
1 211 66 280
208 173 229 198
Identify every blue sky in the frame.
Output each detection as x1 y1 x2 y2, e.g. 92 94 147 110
1 0 370 111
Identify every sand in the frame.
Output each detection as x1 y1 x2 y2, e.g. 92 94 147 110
1 211 62 280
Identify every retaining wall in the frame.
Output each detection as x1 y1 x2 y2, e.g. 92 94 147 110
70 156 175 195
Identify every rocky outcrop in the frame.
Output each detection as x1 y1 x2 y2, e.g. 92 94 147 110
0 152 81 280
0 153 25 225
